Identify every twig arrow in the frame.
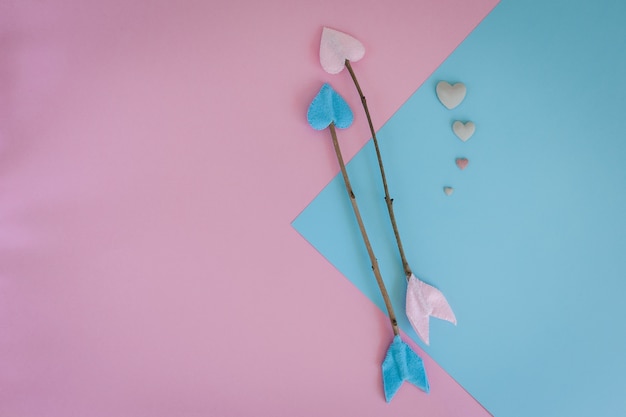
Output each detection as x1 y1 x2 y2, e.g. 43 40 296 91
307 83 428 401
319 27 457 346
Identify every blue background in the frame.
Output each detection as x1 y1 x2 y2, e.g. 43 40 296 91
293 0 626 415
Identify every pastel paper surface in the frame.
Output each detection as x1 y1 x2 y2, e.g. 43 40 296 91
436 81 467 109
292 0 626 415
1 1 501 416
382 335 430 402
406 274 457 345
320 27 365 74
307 84 354 130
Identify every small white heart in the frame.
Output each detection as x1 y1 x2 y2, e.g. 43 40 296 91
452 121 475 142
436 81 466 110
443 186 454 196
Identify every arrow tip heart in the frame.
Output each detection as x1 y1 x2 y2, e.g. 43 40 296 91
320 27 365 74
307 83 354 130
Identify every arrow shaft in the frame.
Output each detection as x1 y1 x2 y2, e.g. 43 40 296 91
345 60 412 280
329 123 399 336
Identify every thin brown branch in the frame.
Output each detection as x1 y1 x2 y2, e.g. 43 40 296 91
345 59 412 280
329 123 399 336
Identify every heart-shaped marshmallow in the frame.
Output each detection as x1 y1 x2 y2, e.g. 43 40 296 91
320 27 365 74
455 158 469 170
452 121 475 142
436 81 466 110
307 83 354 130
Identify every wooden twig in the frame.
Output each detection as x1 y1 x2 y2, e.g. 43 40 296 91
329 123 399 336
344 59 412 280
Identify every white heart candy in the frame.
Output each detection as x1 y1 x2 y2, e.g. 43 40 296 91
320 27 365 74
452 121 475 142
436 81 466 110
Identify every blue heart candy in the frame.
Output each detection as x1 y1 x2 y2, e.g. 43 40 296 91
307 83 354 130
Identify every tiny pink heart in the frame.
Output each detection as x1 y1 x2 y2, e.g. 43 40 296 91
456 158 469 170
320 27 365 74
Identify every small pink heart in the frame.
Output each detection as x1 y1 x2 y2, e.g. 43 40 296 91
456 158 469 170
320 27 365 74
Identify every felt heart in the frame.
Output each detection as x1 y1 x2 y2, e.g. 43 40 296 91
443 186 454 196
382 335 429 402
436 81 466 110
455 158 469 170
320 27 366 74
406 274 457 345
452 121 475 142
307 83 354 130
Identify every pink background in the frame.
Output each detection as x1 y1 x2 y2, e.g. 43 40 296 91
1 0 497 415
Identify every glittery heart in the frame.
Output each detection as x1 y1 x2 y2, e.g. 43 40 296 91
452 121 475 142
307 83 354 130
320 27 366 74
436 81 467 110
455 158 469 170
